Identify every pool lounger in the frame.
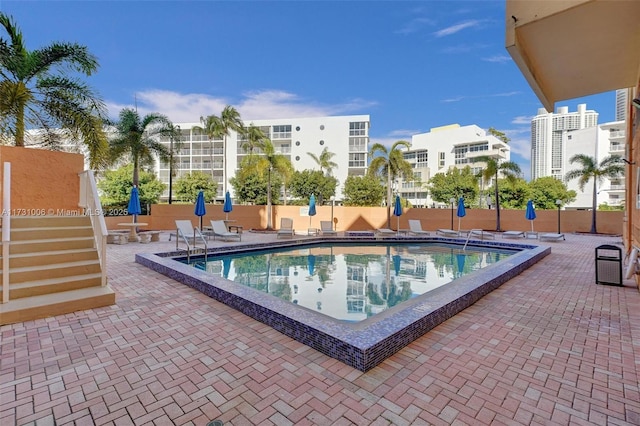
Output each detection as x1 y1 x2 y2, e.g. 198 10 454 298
469 229 495 240
502 231 525 239
539 233 565 242
376 228 397 238
436 229 459 237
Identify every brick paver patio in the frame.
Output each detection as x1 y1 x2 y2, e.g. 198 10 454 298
1 232 639 425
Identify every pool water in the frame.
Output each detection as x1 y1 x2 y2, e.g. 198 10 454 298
183 243 515 322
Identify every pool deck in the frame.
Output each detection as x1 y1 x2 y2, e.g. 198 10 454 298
1 231 639 425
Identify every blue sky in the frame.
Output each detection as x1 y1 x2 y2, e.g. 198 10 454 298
2 0 617 179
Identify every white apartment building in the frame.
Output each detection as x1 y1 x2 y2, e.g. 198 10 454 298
397 124 510 208
530 104 599 181
563 121 626 209
530 103 625 209
155 115 370 202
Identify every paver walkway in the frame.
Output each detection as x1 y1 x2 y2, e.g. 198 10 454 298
1 232 639 425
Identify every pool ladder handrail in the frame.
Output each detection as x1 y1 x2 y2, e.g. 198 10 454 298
463 228 484 251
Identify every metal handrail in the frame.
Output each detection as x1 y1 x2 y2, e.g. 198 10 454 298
176 227 208 262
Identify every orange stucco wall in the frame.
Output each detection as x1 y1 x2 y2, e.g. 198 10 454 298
0 146 84 213
108 203 624 235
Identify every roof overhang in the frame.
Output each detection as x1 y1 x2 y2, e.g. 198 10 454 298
506 0 640 112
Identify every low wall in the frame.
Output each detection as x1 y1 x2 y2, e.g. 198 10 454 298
109 204 624 235
0 146 84 213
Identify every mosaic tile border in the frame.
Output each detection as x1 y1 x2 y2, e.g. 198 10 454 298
136 237 550 371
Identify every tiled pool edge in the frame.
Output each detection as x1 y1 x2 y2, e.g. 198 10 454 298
136 240 550 371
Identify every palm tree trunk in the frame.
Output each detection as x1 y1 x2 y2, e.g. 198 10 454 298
591 179 597 233
266 166 273 230
386 172 392 228
494 172 501 231
15 100 25 147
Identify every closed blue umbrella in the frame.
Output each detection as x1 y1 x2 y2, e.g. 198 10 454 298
392 254 402 276
127 187 141 222
456 197 466 231
456 253 466 276
222 258 231 279
223 191 233 221
308 254 316 276
525 200 537 232
393 195 402 232
194 190 206 230
308 194 317 228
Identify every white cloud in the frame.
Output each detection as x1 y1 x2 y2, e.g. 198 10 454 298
395 17 435 35
440 91 520 103
434 20 482 37
511 115 533 125
482 55 512 64
506 135 531 160
105 89 377 123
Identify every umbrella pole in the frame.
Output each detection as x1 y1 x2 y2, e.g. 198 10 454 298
531 221 534 232
397 216 399 234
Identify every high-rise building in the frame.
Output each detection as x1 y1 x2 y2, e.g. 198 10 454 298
615 89 628 122
530 104 598 181
155 115 370 202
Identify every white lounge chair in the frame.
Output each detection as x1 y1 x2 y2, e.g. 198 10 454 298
376 228 396 237
539 233 565 242
210 220 241 241
469 229 495 240
408 220 430 236
320 220 337 236
277 218 295 238
436 229 459 237
502 231 525 239
175 220 207 256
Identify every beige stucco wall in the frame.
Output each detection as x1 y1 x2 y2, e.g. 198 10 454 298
0 146 84 213
104 204 624 235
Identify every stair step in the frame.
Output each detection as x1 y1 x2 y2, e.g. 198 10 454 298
1 272 103 299
0 286 116 325
9 248 98 268
10 237 96 253
9 259 102 284
9 215 91 228
11 226 94 240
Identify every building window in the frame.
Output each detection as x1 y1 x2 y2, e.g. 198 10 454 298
349 137 367 151
295 141 300 146
296 126 300 131
439 152 445 168
349 153 366 168
295 156 300 161
349 122 367 136
272 125 292 139
319 140 324 145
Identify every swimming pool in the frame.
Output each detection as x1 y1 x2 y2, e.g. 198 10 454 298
181 243 516 322
136 237 549 371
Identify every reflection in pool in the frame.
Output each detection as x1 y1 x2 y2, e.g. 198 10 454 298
184 243 515 322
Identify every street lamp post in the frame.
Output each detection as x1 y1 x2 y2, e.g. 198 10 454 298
556 199 562 233
449 197 456 229
168 125 180 204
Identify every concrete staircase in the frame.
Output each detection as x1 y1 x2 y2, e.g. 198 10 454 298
0 216 115 325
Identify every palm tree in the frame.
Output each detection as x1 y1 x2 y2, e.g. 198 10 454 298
0 12 109 168
256 139 293 230
308 147 338 176
565 154 624 233
194 114 223 180
242 124 268 159
220 106 244 195
476 156 522 231
368 140 413 227
108 108 172 188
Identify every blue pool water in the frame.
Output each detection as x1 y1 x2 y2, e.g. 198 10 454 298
182 243 516 322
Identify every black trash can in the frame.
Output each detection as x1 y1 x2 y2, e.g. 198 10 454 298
595 244 622 286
